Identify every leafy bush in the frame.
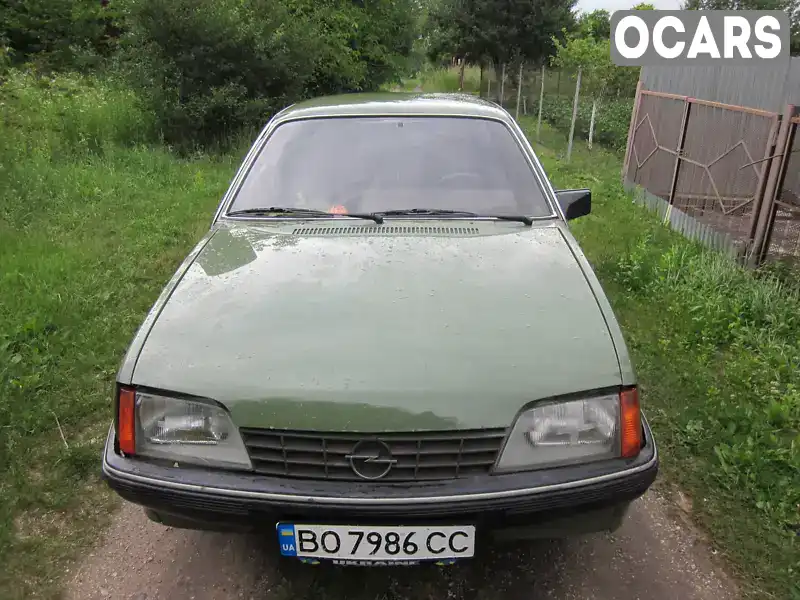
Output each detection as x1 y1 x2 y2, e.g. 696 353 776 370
0 0 115 70
608 235 800 535
534 95 632 152
0 45 10 80
115 0 416 149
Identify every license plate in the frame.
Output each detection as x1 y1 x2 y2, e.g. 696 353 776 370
276 523 475 564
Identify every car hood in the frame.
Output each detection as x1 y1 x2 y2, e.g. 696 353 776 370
131 222 622 431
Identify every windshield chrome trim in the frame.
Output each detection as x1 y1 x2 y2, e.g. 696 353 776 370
211 111 561 225
507 118 569 222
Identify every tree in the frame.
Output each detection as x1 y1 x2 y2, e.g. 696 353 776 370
551 32 616 149
552 35 615 98
632 2 655 8
117 0 418 148
682 0 800 54
427 0 577 71
576 9 611 40
0 0 110 69
425 0 488 66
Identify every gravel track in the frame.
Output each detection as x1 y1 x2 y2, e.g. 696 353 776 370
66 488 739 600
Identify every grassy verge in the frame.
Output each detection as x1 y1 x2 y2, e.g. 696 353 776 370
0 71 240 599
523 122 799 599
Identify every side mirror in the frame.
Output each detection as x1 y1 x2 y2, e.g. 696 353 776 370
555 189 591 221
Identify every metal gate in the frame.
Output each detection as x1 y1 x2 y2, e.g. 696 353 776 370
623 82 800 268
759 113 800 267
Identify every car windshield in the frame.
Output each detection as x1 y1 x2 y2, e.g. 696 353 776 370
228 116 553 218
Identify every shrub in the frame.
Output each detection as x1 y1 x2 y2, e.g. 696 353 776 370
606 233 800 538
115 0 417 149
0 0 114 70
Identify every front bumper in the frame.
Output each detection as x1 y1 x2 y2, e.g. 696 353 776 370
102 417 658 539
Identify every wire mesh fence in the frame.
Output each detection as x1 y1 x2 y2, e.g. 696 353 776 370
447 60 800 270
471 63 635 154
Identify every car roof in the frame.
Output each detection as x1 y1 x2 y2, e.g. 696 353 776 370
272 92 513 124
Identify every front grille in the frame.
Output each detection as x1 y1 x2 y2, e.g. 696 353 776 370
239 428 507 482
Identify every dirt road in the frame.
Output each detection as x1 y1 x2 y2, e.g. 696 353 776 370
66 488 739 600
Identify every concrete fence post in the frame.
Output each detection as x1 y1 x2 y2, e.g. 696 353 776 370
537 64 545 140
567 68 582 162
499 63 506 106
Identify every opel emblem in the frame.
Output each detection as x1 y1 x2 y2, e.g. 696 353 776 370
345 439 397 480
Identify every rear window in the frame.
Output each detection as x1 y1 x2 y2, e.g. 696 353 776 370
229 116 553 217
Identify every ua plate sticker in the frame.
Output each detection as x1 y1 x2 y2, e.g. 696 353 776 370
277 523 298 556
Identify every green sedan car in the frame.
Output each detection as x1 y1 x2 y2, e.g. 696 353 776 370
103 92 657 566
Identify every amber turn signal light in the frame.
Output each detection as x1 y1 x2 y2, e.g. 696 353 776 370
620 387 642 458
118 386 136 455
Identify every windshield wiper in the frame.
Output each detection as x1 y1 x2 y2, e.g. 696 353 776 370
372 208 533 226
228 207 384 224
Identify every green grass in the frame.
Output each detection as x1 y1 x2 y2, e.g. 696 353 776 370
0 71 241 599
523 121 799 600
393 65 483 94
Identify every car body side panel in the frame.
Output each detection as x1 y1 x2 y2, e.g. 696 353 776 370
128 222 623 431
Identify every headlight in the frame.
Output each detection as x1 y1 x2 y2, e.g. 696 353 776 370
495 389 641 472
117 388 251 470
